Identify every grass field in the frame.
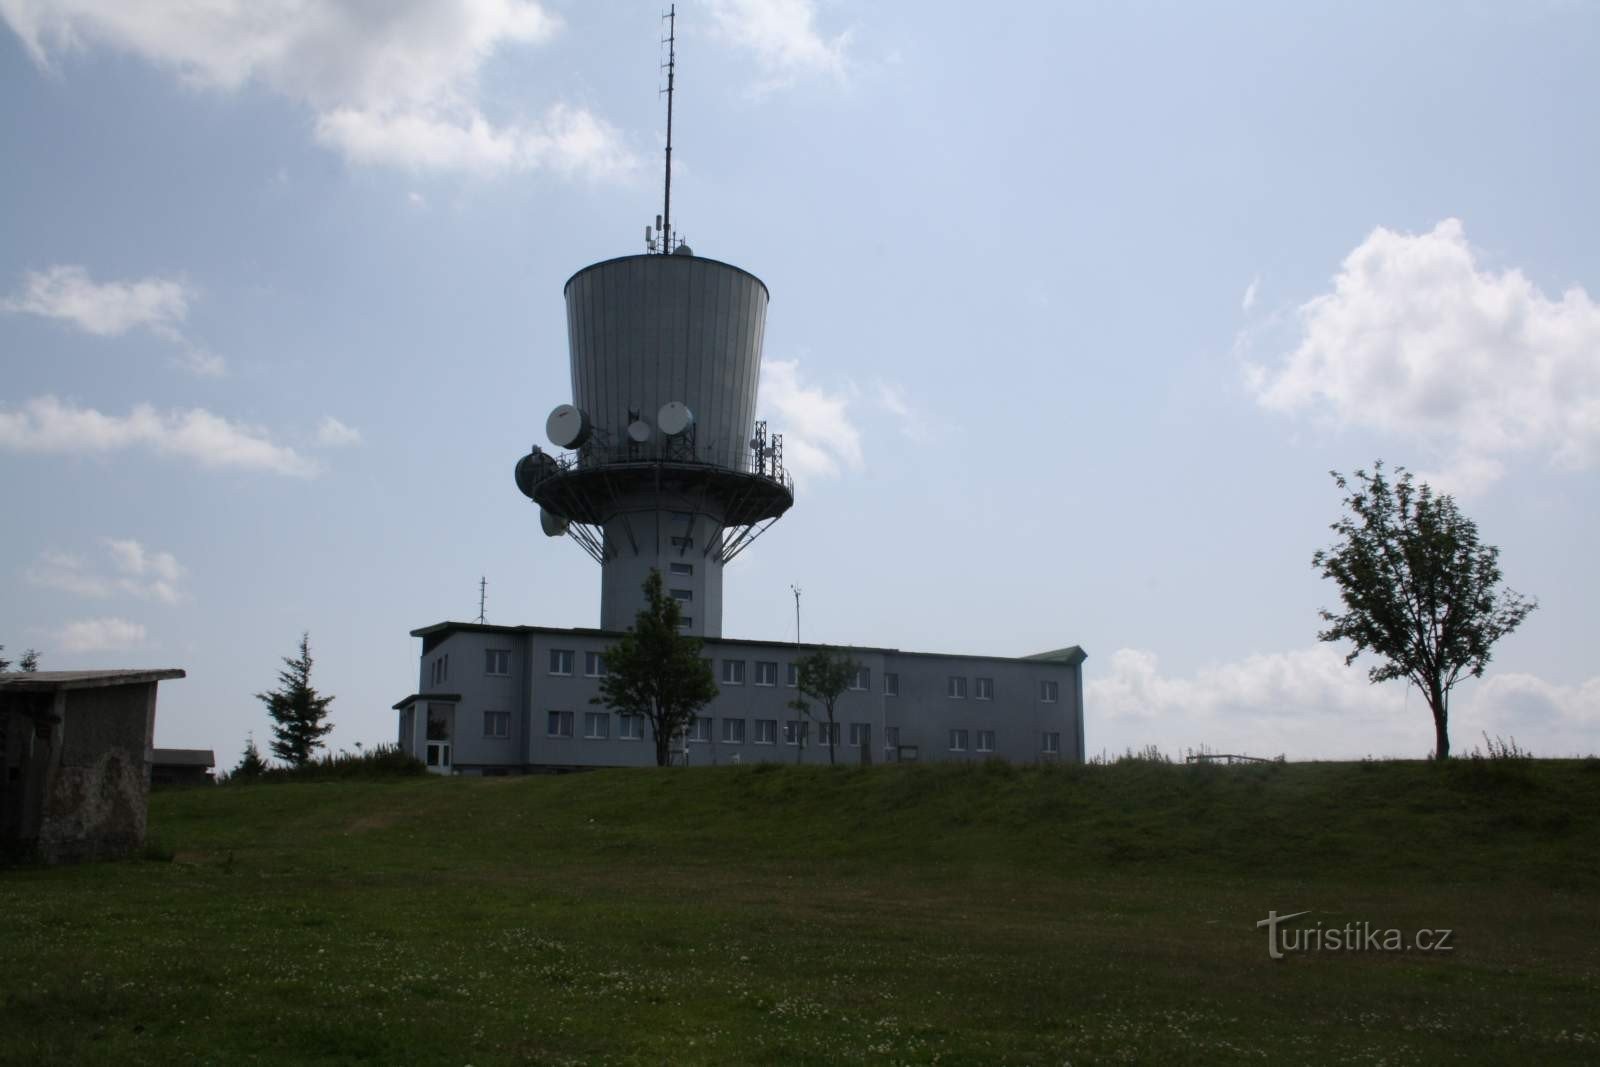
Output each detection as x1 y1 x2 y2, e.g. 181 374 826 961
3 757 1598 1064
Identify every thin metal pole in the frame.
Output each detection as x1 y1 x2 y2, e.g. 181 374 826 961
662 4 676 251
791 585 801 645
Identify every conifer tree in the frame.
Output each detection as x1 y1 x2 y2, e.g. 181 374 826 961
232 733 269 778
255 633 335 767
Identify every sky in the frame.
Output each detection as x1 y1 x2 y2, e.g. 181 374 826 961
2 0 1596 764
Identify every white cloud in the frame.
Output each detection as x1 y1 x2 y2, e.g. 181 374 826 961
3 264 227 376
26 539 185 604
1086 644 1600 760
2 264 189 337
0 395 318 476
705 0 851 89
1248 218 1600 494
0 0 632 178
315 415 362 447
873 380 927 441
759 359 862 479
56 617 147 654
1241 275 1259 312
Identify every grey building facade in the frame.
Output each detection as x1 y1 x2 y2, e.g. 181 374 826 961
395 622 1085 773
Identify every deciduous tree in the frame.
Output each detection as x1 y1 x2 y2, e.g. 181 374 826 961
790 647 862 765
1313 462 1536 759
592 570 718 767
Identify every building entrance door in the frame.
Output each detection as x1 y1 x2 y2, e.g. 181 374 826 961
425 741 451 773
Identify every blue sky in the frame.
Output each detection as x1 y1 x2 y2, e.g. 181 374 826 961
2 1 1596 762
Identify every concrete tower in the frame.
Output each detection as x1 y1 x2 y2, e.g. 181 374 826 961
514 7 793 637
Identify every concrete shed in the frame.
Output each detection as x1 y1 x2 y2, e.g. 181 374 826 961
0 669 185 863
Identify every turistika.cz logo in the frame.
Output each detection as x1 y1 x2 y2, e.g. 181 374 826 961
1256 910 1454 959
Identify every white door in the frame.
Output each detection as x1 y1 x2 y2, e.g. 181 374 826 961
425 741 451 774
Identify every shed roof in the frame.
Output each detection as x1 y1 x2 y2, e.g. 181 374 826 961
0 669 186 692
151 748 215 767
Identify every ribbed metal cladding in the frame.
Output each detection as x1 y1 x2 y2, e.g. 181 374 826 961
565 254 769 469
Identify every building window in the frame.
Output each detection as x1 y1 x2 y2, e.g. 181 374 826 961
680 616 693 628
949 729 969 751
784 720 808 746
947 676 967 699
671 588 693 602
785 663 799 688
722 718 745 744
850 667 870 691
848 723 871 747
884 726 900 748
547 710 574 738
975 677 994 701
1041 680 1060 703
671 535 693 549
431 654 449 686
976 729 995 752
816 723 839 746
584 651 607 677
483 711 510 738
690 717 713 743
583 712 609 739
1043 731 1061 754
754 719 777 745
670 562 693 577
754 661 778 687
549 649 574 675
485 649 510 676
884 672 899 696
619 714 645 741
722 659 745 685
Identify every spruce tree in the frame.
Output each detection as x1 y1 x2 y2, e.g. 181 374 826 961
255 633 335 767
232 733 269 778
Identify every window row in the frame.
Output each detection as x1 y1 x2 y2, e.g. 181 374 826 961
523 714 1064 755
532 650 1060 705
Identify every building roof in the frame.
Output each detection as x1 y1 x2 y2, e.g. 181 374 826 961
151 748 215 767
392 692 462 710
410 622 1085 667
0 669 186 692
1021 647 1089 667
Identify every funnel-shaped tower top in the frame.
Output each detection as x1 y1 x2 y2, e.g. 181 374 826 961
512 7 793 636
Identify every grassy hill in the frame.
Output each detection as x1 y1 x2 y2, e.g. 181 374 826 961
3 758 1598 1064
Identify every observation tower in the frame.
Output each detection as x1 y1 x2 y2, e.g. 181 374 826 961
514 7 793 637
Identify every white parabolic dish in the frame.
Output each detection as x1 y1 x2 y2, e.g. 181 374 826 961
658 401 694 437
540 508 569 537
546 404 591 449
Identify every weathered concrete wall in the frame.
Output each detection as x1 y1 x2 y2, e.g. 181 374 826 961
35 683 155 863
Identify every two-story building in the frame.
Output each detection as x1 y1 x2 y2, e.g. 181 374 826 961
393 622 1085 773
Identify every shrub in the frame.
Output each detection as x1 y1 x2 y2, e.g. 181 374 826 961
222 743 425 784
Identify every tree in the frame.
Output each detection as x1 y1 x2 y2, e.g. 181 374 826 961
0 646 40 672
255 632 335 767
232 733 269 778
1313 462 1537 760
592 569 718 767
789 647 861 765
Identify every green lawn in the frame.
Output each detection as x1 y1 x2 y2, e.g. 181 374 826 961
3 758 1598 1064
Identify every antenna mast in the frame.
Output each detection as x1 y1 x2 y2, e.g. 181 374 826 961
477 576 487 624
661 4 677 254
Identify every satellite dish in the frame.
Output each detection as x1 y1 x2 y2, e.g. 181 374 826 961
546 404 591 449
514 450 557 498
539 507 569 537
658 401 694 437
627 419 652 444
